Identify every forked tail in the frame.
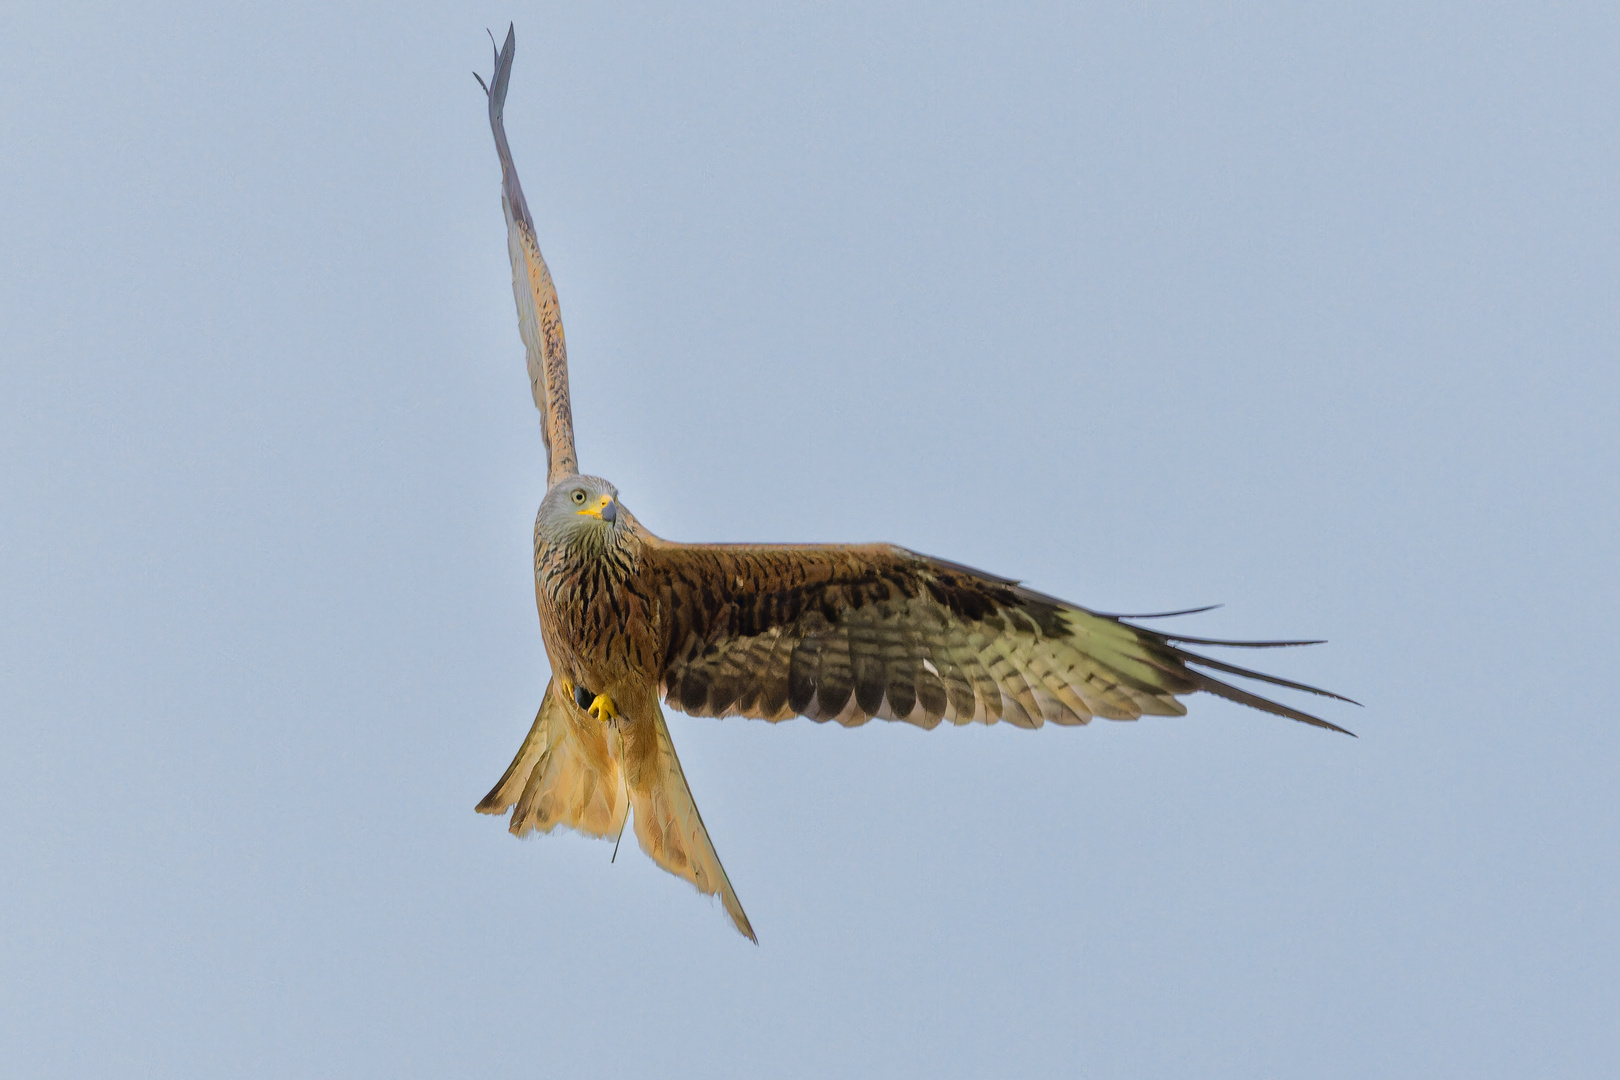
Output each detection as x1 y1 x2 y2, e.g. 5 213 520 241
478 681 755 942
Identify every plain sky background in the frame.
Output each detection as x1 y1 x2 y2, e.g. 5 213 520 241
3 2 1616 1077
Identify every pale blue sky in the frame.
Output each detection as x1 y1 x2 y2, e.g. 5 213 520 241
2 3 1616 1077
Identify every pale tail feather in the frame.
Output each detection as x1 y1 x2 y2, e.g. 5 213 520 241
476 678 627 839
630 708 756 943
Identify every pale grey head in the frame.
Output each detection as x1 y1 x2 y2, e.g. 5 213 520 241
534 474 623 553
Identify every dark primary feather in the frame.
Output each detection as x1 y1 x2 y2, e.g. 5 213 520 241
643 539 1355 735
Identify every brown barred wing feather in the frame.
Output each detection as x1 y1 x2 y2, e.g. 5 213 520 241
643 540 1354 735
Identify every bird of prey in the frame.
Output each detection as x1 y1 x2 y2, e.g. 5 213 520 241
472 26 1352 943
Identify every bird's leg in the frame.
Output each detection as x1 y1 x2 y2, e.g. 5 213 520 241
585 692 619 723
558 676 618 723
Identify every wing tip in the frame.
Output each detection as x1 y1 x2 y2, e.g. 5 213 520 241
1101 608 1358 731
1192 671 1358 736
1177 646 1362 708
1101 604 1224 619
480 23 534 231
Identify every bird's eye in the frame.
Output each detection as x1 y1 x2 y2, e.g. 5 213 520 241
571 489 586 504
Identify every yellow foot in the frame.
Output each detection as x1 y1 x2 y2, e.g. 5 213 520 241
559 678 617 722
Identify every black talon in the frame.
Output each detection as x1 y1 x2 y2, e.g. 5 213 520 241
573 684 594 710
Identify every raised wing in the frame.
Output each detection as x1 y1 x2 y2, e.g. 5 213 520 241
477 677 627 839
476 26 579 487
643 540 1355 734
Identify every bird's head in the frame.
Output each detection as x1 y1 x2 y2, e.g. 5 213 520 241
535 474 624 553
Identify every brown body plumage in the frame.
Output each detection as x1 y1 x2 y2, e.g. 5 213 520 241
472 27 1352 943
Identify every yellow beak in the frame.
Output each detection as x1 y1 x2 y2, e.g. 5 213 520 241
577 493 616 521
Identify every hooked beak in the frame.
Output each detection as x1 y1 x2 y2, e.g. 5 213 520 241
578 494 617 522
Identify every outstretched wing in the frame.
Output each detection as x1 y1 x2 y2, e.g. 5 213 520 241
643 539 1355 734
477 678 628 839
626 706 756 942
476 26 579 487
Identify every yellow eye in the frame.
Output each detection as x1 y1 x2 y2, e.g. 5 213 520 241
571 489 587 504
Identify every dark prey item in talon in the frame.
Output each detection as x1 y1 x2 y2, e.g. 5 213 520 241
573 684 593 711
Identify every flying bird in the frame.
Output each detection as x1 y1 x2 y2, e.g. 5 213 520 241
472 26 1352 943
